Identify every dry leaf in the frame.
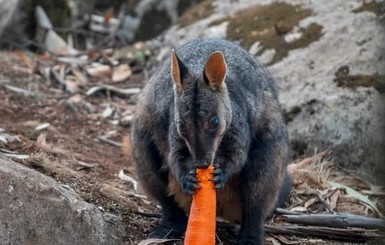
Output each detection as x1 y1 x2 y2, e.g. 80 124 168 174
56 57 89 65
307 239 325 244
12 65 34 74
59 64 66 79
112 64 132 82
36 133 67 155
68 94 83 103
0 132 20 144
35 123 50 131
45 29 78 56
272 234 299 244
64 79 79 94
71 67 89 85
266 236 282 245
87 50 99 60
14 50 35 70
287 151 326 177
329 189 341 211
90 14 120 34
304 197 318 209
104 7 114 24
137 238 179 245
120 114 133 127
101 104 114 118
86 65 112 78
35 6 53 29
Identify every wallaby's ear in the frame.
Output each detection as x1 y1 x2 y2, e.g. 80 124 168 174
204 51 227 91
171 49 183 92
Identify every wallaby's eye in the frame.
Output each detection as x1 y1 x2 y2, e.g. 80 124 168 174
208 116 220 130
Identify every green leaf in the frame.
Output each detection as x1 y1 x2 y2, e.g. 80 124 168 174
327 181 382 217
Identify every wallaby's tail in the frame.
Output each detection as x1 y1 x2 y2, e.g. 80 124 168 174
277 171 291 208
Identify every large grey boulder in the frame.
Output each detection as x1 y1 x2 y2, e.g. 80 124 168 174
269 1 385 178
156 0 385 180
0 155 125 245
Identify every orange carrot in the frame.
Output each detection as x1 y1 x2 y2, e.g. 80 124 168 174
184 165 216 245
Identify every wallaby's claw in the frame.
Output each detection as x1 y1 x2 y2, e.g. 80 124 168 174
212 164 225 189
181 169 200 195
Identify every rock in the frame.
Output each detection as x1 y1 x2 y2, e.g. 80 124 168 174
155 0 385 179
0 0 18 35
258 49 276 65
0 0 26 49
0 155 125 245
249 41 261 56
269 1 385 180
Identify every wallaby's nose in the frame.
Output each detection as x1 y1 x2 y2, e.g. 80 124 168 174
196 161 211 169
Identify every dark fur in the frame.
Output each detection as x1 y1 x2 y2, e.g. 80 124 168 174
132 39 291 244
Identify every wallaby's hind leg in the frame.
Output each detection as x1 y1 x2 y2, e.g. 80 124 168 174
148 198 187 238
238 138 287 245
266 170 291 220
132 129 187 238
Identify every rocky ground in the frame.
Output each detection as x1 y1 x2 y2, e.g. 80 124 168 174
0 0 384 244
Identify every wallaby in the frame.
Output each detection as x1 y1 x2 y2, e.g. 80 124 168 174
132 39 291 244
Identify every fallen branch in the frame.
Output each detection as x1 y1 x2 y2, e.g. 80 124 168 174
264 225 382 242
284 213 385 230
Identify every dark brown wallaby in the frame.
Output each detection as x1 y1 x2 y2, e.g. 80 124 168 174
132 39 291 245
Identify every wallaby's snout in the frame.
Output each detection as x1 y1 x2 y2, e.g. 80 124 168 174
192 142 214 169
196 161 211 169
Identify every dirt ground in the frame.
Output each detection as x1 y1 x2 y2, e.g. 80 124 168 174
0 51 383 245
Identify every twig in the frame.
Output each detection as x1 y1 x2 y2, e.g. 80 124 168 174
97 136 122 147
283 213 385 230
86 85 140 97
275 208 302 215
0 83 37 96
118 169 138 190
76 161 95 171
50 68 66 88
264 225 382 242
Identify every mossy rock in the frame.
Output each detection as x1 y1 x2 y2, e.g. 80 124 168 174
334 65 385 93
353 1 385 16
179 0 214 27
212 2 323 65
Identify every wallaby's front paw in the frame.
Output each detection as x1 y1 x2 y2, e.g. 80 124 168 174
212 164 225 189
181 169 200 195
